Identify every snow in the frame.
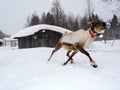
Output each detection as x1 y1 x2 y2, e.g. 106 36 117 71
12 24 71 38
0 40 120 90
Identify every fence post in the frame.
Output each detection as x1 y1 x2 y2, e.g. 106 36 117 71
111 37 116 46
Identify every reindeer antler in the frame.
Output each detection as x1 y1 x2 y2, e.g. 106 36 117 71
87 17 95 25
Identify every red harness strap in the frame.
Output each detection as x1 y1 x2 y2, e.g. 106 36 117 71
89 29 95 38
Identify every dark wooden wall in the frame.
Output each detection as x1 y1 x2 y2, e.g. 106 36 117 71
17 29 62 49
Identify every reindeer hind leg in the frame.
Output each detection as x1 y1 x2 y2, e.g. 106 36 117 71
66 50 74 63
63 50 78 65
48 42 62 61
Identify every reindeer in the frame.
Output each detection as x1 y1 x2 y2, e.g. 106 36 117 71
48 19 107 68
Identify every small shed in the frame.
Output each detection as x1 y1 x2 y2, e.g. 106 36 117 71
12 24 71 49
3 38 18 47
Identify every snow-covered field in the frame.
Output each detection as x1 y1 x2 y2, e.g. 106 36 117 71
0 40 120 90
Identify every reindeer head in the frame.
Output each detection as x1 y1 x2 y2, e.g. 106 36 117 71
88 18 107 35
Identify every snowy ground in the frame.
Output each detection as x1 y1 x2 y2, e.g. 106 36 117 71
0 40 120 90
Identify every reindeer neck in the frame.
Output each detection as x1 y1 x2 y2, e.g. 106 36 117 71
89 27 101 37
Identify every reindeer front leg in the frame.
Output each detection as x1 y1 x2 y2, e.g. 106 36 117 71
79 48 97 68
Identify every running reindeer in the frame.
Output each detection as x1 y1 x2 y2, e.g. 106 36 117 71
48 19 107 68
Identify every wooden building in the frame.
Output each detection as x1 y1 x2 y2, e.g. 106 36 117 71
12 24 71 49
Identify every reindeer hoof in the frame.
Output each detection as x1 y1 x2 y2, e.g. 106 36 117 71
92 64 98 68
48 58 50 61
90 61 97 68
63 62 67 66
70 61 74 64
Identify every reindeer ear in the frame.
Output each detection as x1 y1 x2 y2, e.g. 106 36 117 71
90 17 95 23
87 17 95 25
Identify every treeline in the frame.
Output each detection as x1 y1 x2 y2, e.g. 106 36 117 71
104 14 120 39
25 0 98 31
25 0 120 39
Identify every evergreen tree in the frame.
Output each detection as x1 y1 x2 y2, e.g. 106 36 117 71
104 14 120 39
110 14 119 29
73 18 79 31
25 12 40 27
40 12 46 24
45 12 55 25
30 12 40 26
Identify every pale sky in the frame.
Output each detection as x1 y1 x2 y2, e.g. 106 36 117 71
0 0 115 35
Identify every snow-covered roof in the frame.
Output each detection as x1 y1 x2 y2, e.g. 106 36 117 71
12 24 71 38
3 38 17 41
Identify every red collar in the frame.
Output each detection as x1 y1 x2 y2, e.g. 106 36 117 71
88 29 95 38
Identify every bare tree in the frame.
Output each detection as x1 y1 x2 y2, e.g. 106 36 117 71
86 0 94 20
25 15 31 27
0 30 6 39
103 0 120 3
102 0 120 16
50 0 66 26
79 0 95 30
